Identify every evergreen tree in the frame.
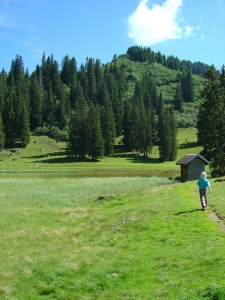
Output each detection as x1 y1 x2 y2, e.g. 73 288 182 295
56 81 68 129
30 72 42 131
167 108 178 161
95 59 103 101
0 69 7 114
18 100 30 147
60 55 71 86
4 91 17 145
173 83 184 112
123 100 133 151
157 92 169 161
181 72 194 103
0 113 5 149
197 65 225 176
139 101 152 156
130 83 143 154
78 64 89 101
67 85 88 158
86 103 104 160
100 85 116 155
86 58 97 103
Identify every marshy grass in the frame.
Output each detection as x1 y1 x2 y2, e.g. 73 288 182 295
0 177 225 299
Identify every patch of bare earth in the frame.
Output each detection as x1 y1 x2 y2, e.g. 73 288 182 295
208 210 225 232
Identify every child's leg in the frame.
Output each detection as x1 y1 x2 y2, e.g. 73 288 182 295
200 190 206 209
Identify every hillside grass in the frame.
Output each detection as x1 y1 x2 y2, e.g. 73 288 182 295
0 127 205 175
0 176 225 299
115 56 205 102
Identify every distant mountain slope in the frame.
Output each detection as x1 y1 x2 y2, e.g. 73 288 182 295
110 55 205 103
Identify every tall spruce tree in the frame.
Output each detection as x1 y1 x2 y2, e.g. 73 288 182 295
86 103 104 160
173 83 184 112
0 69 7 114
86 58 97 103
67 85 88 158
181 72 194 103
123 100 133 151
157 92 168 161
197 65 225 176
167 108 178 161
100 85 116 155
0 113 5 149
19 100 30 147
30 72 42 131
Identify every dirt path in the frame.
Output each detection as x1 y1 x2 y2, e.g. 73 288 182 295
208 209 225 232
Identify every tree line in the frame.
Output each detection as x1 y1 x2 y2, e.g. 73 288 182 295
0 51 198 162
127 46 212 77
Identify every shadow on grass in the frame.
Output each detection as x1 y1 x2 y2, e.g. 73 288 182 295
31 153 101 164
129 156 161 164
29 151 66 159
175 208 203 215
179 141 198 149
112 146 161 164
32 156 75 164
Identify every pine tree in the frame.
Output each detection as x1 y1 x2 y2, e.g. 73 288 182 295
157 92 168 161
30 72 42 131
100 85 116 155
60 55 71 86
0 69 7 114
197 65 225 176
4 90 17 145
86 58 97 103
181 72 194 103
78 64 89 101
0 113 5 149
86 103 104 160
67 85 88 158
19 100 30 147
167 108 178 161
173 84 184 112
123 100 133 151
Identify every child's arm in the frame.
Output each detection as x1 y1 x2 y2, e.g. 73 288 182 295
208 185 212 193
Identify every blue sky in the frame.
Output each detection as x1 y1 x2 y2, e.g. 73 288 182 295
0 0 224 73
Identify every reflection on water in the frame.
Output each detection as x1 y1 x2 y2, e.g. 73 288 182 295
0 171 178 179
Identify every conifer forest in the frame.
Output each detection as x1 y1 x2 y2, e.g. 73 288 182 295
0 46 224 172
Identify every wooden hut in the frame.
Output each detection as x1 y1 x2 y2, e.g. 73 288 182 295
176 154 210 182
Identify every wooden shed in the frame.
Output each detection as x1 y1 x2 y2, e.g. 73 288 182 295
176 154 210 182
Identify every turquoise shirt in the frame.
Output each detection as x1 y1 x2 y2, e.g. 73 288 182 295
197 178 210 190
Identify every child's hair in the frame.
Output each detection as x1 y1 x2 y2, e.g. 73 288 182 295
200 172 207 179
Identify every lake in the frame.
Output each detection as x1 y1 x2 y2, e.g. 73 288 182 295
0 171 179 179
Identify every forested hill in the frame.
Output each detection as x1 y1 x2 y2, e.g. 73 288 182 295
110 53 205 103
0 46 218 160
126 46 211 76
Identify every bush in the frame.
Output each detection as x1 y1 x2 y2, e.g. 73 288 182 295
34 126 69 142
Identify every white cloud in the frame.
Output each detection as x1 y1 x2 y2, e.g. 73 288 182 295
127 0 191 45
184 25 194 39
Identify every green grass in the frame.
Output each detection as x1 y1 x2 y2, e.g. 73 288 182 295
0 127 205 175
115 57 205 102
0 176 225 299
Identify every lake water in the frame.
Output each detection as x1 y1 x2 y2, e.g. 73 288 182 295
0 171 178 179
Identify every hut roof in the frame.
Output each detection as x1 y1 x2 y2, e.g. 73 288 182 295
176 154 210 166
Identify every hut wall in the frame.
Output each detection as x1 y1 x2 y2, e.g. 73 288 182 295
187 158 205 181
181 165 188 182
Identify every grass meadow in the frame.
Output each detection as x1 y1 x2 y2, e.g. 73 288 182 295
0 176 225 299
0 128 202 174
1 128 225 299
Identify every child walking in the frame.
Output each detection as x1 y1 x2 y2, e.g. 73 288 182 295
197 172 211 211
